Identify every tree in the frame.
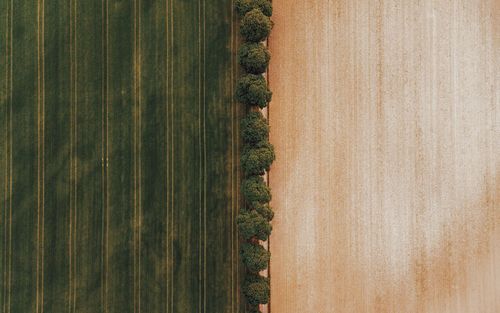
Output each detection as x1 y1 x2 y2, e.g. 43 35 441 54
240 9 273 43
251 202 274 221
239 202 273 224
236 74 272 108
241 242 270 273
241 141 275 176
241 111 269 144
238 42 270 74
235 0 273 18
243 274 270 305
237 211 272 241
241 175 271 203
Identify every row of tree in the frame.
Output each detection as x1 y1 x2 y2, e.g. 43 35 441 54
235 1 274 312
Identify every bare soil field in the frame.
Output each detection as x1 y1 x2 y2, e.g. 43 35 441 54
269 1 498 312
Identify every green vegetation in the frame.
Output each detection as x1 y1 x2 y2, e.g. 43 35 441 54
235 1 275 311
241 141 276 176
0 0 242 312
237 211 272 241
241 111 270 144
235 0 275 313
241 243 271 273
252 203 274 221
240 9 273 42
238 42 271 74
243 274 271 305
242 176 272 203
235 0 273 18
236 74 272 108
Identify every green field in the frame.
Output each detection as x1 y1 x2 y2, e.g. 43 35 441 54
0 0 243 312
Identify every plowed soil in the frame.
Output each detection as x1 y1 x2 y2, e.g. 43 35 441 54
269 1 499 312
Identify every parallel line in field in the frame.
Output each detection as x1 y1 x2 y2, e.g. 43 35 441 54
3 3 13 311
68 1 78 311
74 8 78 310
74 0 78 308
231 1 241 312
235 15 240 312
197 0 207 309
68 0 73 310
35 0 44 313
100 0 105 308
2 65 6 313
136 0 138 310
166 0 170 307
165 0 171 313
198 0 202 311
41 0 46 310
7 1 12 310
100 0 109 311
138 0 142 310
2 14 5 311
202 0 207 311
2 43 6 310
132 1 142 311
133 0 137 309
105 0 110 310
2 3 9 311
2 7 6 310
135 34 138 312
169 0 174 311
230 0 235 309
36 0 40 310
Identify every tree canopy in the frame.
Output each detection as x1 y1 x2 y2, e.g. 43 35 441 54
241 141 275 176
251 202 274 221
241 242 270 273
240 9 273 42
241 111 269 144
235 0 273 18
238 42 271 74
237 211 272 241
241 175 271 203
243 274 270 305
236 74 272 108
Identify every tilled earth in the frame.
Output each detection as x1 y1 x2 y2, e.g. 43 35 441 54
268 1 499 312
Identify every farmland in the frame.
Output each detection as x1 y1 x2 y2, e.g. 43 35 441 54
269 1 499 312
0 1 243 312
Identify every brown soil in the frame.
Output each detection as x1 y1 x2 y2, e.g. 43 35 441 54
268 1 499 312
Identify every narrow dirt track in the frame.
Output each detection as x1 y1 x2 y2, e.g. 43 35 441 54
269 1 499 312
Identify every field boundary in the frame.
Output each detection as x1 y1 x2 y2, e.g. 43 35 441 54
3 2 13 311
68 0 78 310
235 1 275 312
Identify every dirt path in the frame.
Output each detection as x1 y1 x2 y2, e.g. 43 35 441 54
268 1 499 312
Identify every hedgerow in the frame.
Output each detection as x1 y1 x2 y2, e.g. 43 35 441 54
235 1 274 311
